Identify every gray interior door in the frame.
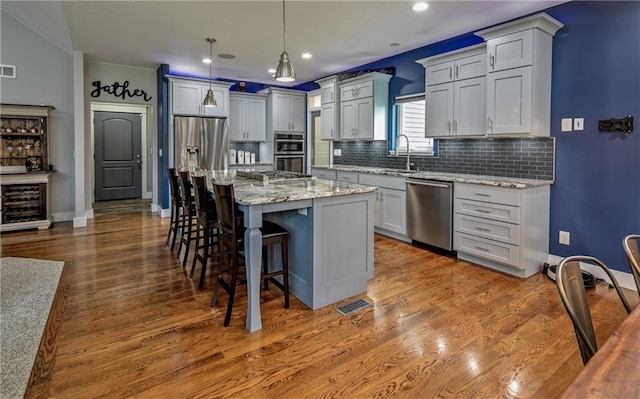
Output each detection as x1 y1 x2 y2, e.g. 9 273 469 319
95 111 142 201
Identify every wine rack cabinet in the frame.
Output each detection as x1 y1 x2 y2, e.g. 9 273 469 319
0 104 54 232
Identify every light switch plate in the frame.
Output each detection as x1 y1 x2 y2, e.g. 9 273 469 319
333 148 342 156
561 118 573 132
574 118 584 131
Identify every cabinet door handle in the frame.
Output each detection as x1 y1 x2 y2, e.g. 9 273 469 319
474 227 491 232
453 120 457 134
455 65 459 79
331 92 334 101
448 121 452 133
475 209 491 213
474 246 491 252
449 67 452 80
488 117 493 132
489 54 495 70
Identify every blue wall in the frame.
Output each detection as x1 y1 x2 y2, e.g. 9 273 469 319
296 1 639 273
545 1 640 272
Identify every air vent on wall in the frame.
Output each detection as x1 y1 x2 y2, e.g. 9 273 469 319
0 65 16 78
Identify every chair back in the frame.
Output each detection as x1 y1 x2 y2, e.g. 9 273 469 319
623 234 640 293
556 255 632 364
178 170 194 209
167 168 182 206
192 175 216 221
213 183 239 247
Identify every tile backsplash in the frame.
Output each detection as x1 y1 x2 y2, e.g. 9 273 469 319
333 137 555 180
229 142 260 161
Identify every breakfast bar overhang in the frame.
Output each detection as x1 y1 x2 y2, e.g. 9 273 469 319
207 171 378 332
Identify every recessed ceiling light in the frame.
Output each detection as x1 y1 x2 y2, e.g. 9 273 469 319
412 2 429 12
218 53 236 59
302 53 312 59
202 58 212 64
268 68 276 74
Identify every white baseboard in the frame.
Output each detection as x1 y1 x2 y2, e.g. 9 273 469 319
144 191 152 199
150 203 171 218
548 254 637 291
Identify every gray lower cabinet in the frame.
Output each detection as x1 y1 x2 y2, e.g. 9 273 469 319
358 173 408 241
453 182 549 278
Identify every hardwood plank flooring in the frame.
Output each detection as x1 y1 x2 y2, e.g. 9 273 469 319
1 206 637 398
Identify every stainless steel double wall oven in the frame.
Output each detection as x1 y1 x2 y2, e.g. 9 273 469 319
274 132 305 173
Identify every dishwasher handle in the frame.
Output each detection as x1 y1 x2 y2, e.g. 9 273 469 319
406 179 451 189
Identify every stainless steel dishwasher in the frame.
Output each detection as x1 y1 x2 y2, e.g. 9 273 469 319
406 178 453 251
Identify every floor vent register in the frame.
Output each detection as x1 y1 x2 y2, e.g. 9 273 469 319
335 298 373 316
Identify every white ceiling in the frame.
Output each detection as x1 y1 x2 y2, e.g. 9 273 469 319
1 0 569 86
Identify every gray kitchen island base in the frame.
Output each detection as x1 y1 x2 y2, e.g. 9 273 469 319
267 192 375 310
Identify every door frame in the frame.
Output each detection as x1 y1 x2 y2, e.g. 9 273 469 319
90 102 151 209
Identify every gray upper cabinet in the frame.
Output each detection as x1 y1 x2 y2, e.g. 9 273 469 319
229 93 266 142
425 52 486 86
337 72 391 140
418 44 487 137
316 76 339 140
486 30 534 72
476 13 563 136
270 90 305 132
169 78 232 118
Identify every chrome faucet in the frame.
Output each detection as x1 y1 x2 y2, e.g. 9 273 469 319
394 134 413 171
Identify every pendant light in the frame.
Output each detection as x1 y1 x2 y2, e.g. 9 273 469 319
203 38 217 107
275 0 295 82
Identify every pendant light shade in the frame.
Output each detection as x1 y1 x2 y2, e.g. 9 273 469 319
203 38 217 108
275 0 295 82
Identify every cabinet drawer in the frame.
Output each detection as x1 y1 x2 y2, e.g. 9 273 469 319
455 213 520 245
340 81 374 101
455 198 520 224
455 233 521 269
358 173 406 191
336 171 358 183
455 183 521 207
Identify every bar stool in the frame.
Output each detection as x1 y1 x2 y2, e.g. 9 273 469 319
211 182 290 327
190 175 220 290
177 170 197 268
166 167 182 252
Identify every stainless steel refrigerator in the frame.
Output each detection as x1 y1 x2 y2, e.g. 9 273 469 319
174 116 228 170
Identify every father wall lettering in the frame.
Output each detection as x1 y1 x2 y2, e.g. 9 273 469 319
91 80 152 102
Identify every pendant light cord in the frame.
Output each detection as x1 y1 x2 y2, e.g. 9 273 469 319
282 0 287 51
208 39 213 90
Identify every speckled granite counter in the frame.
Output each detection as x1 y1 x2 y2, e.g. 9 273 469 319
203 169 377 205
311 165 553 189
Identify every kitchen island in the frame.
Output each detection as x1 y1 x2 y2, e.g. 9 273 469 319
205 170 378 332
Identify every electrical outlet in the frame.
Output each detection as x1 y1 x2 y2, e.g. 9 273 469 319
559 230 570 245
333 148 342 156
561 118 573 132
298 208 308 216
574 118 584 131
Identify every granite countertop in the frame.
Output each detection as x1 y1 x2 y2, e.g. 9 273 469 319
312 165 553 189
202 170 377 206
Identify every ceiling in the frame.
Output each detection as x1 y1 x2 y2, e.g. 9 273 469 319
1 0 569 86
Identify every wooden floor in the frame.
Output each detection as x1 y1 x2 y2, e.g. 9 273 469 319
1 204 637 398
